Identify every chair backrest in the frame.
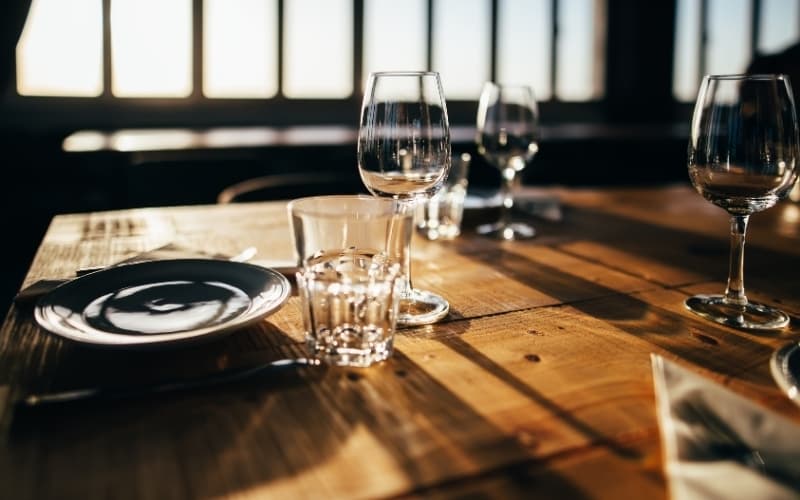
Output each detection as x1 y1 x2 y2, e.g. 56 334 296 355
217 171 367 203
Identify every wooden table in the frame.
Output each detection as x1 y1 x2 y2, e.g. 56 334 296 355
1 184 798 499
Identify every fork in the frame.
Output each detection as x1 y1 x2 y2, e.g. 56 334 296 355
14 245 258 304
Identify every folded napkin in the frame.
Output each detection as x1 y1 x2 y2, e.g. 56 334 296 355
651 354 800 500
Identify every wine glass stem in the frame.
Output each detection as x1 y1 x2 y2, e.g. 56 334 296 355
724 214 750 306
500 167 516 229
394 199 415 298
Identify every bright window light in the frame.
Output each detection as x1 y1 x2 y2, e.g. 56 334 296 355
363 0 427 87
283 0 353 98
433 0 491 100
758 0 800 54
556 0 602 101
203 0 278 98
706 0 751 76
111 0 192 97
16 0 103 97
497 0 552 101
673 0 702 101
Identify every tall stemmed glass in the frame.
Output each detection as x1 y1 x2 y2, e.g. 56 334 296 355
476 83 540 240
686 74 799 330
358 71 452 326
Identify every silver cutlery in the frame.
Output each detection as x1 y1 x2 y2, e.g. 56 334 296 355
14 245 264 304
18 357 321 407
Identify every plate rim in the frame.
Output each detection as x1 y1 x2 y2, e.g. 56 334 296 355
770 341 800 405
33 258 291 349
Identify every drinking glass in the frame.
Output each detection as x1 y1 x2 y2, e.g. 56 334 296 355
475 83 540 240
686 74 799 330
357 71 452 326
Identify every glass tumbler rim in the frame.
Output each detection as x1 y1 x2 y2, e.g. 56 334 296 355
702 73 790 82
482 81 537 89
287 194 398 219
368 70 441 78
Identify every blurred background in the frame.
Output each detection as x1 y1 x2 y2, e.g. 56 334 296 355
1 0 799 308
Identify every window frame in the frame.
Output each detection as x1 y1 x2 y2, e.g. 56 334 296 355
1 0 625 131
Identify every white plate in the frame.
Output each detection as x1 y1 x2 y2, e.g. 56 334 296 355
771 341 800 406
34 259 291 349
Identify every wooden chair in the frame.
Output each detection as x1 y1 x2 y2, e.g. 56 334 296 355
217 171 367 203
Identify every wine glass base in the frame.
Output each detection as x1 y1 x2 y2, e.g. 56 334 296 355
476 222 535 241
398 289 450 326
685 294 790 331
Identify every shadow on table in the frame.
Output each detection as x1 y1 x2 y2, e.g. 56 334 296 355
449 203 798 406
3 320 591 499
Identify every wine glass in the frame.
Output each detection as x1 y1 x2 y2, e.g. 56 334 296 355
357 71 452 326
476 83 540 240
686 74 799 330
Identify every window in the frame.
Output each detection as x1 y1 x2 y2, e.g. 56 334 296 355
283 0 353 98
15 0 103 97
15 0 605 106
203 0 278 98
673 0 800 101
363 0 427 81
111 0 193 97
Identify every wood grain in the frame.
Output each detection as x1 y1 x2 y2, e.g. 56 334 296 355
1 185 798 499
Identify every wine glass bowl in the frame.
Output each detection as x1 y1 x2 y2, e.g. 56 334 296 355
685 74 799 330
476 83 540 240
357 71 452 326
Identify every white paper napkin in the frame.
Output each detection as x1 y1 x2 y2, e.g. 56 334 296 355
651 354 800 500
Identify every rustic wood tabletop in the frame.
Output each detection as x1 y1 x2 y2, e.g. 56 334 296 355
1 184 798 499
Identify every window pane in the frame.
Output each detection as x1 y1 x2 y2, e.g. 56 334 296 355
283 0 353 98
759 0 800 54
433 0 491 100
363 0 427 87
203 0 278 98
111 0 192 97
706 0 751 76
673 0 701 101
497 0 552 101
16 0 103 97
556 0 602 101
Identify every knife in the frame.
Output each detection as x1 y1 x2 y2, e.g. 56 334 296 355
18 357 321 408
